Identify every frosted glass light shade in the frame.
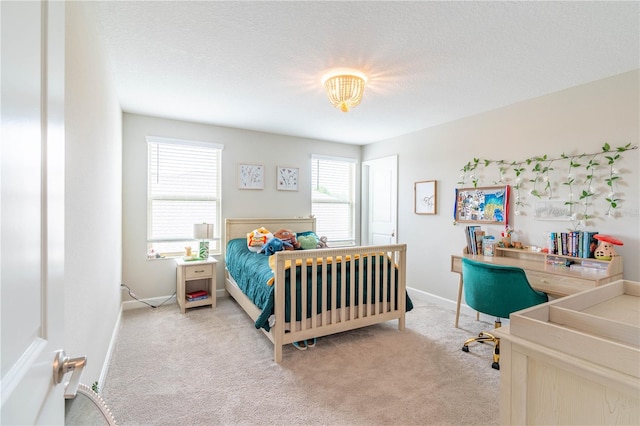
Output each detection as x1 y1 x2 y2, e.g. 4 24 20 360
193 223 214 240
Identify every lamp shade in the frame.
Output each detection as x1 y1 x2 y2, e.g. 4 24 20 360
194 223 214 240
322 69 367 112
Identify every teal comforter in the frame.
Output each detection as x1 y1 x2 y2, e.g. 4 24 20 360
225 238 413 330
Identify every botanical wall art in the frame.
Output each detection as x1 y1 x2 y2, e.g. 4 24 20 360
456 143 637 228
238 163 264 189
414 180 437 214
277 166 299 191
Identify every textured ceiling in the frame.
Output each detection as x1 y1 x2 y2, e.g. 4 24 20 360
86 1 639 145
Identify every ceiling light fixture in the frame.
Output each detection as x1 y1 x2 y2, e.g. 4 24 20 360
321 69 367 113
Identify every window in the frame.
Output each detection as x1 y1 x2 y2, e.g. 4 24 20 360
311 155 357 246
147 136 223 258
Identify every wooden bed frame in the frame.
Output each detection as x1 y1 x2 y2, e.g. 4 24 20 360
224 217 408 362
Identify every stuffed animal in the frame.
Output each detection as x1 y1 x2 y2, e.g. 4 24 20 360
298 235 317 250
273 229 300 250
247 227 273 252
260 238 284 256
317 236 329 248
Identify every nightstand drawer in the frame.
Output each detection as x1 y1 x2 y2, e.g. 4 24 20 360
185 264 213 279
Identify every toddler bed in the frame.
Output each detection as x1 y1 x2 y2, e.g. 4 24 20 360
224 217 412 362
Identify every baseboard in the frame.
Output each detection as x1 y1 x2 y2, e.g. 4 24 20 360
98 304 123 393
121 289 227 311
406 287 503 326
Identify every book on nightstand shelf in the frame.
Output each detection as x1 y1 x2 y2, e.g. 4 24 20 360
186 290 209 300
186 295 209 301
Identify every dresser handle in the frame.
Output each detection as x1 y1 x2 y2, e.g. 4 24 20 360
195 269 204 273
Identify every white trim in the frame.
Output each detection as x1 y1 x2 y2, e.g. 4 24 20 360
121 296 175 311
406 287 506 326
97 306 123 392
120 289 227 312
311 153 358 164
146 135 224 150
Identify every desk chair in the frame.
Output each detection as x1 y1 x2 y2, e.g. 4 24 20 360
461 258 548 370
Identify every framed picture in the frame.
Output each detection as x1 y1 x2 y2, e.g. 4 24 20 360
238 163 264 189
454 185 509 224
414 180 437 214
277 166 298 191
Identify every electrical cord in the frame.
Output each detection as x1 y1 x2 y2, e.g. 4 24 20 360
120 283 176 308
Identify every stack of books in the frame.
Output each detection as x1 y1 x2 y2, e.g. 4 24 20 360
186 290 209 301
464 225 485 255
548 231 599 258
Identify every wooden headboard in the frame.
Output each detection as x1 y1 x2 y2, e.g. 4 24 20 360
225 217 316 245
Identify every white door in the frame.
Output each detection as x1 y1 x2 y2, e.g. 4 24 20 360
363 155 398 245
1 1 67 424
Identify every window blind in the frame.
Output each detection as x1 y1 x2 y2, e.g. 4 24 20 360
147 137 222 257
311 155 356 246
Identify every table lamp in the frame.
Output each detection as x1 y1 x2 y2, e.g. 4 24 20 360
194 223 214 259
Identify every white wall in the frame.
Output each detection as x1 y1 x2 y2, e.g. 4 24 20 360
364 70 640 305
122 114 361 300
65 2 123 384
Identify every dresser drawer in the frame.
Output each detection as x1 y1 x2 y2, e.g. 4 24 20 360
185 263 213 279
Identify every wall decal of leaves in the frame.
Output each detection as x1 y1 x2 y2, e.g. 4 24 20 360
458 143 637 228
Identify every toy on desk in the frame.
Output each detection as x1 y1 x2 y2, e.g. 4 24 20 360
501 226 514 248
592 235 623 261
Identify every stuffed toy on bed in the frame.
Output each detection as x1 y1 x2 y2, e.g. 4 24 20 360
247 227 273 252
260 237 284 255
273 229 300 250
298 235 317 250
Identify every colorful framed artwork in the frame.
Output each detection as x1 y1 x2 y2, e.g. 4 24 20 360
414 180 437 214
454 185 509 224
277 166 298 191
238 163 264 190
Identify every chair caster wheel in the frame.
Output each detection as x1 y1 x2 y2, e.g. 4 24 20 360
492 362 500 370
462 345 469 352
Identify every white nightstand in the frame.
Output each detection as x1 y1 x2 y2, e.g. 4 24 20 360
175 257 218 313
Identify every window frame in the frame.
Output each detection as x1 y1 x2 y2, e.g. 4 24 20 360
311 154 357 247
146 136 223 259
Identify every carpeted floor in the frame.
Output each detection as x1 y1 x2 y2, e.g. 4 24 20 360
101 294 500 425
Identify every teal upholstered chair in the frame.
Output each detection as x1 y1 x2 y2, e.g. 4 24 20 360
461 258 548 370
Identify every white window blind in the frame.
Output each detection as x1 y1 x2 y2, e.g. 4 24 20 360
311 155 356 246
147 136 222 258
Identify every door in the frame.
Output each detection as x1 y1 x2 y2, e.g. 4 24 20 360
363 155 398 245
1 1 66 424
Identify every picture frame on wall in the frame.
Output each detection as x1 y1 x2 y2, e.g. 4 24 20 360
414 180 437 214
238 163 264 189
277 166 298 191
454 185 510 224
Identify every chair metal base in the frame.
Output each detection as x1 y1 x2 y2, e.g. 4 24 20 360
461 319 502 370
